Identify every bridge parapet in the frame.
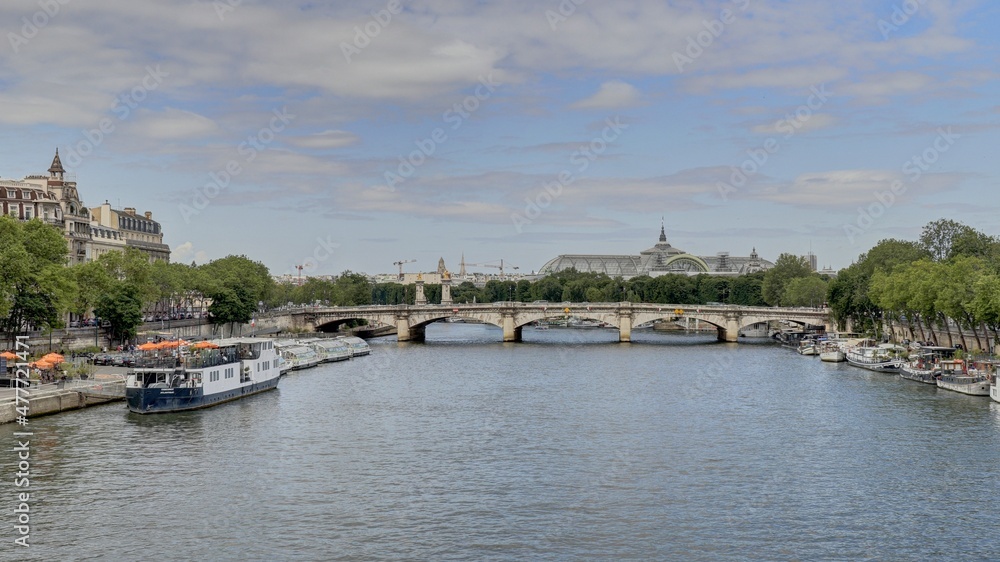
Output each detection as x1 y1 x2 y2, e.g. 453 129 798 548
283 303 831 344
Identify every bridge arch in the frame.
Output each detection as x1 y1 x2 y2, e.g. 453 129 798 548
512 310 622 331
314 317 393 332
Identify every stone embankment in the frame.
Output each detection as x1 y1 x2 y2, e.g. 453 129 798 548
0 375 125 425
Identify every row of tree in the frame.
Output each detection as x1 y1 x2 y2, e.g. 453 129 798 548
828 219 1000 351
1 215 274 345
8 213 994 348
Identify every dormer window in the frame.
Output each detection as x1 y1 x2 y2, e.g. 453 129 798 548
6 189 15 198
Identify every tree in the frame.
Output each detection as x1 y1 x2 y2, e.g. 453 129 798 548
94 283 144 344
919 219 998 263
782 277 827 307
0 216 75 342
761 254 812 306
729 273 766 306
207 286 255 336
827 238 930 331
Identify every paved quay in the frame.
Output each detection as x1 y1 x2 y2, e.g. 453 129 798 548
0 368 128 424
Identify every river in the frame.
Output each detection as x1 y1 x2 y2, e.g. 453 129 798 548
3 323 1000 560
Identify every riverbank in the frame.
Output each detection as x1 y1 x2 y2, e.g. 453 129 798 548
0 374 126 424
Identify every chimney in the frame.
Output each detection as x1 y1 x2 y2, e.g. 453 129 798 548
124 207 136 216
144 211 152 220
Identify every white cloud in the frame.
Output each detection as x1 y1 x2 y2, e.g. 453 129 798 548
751 113 838 135
570 80 641 110
171 241 208 264
287 130 360 149
130 108 218 140
752 169 964 208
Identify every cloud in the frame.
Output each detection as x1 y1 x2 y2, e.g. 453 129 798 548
130 108 218 140
751 169 965 208
171 241 208 264
570 80 641 110
286 130 360 150
751 113 838 135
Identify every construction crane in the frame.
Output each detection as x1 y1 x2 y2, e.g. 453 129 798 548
393 259 416 281
466 259 519 279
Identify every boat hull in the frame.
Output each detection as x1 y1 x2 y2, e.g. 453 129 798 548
899 366 939 385
819 350 845 362
846 358 903 372
936 377 991 396
126 377 280 414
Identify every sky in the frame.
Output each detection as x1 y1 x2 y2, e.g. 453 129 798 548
1 0 998 278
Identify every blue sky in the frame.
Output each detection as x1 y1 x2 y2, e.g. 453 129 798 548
2 0 998 277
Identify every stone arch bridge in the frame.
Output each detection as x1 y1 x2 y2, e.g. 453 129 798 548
280 303 831 343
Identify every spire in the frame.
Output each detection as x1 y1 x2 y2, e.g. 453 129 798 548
658 217 667 243
48 148 65 177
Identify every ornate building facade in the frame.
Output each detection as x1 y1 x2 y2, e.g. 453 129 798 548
538 222 774 279
0 150 169 264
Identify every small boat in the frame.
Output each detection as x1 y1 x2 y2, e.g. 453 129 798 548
301 338 351 363
339 336 370 357
125 338 281 414
281 345 321 370
846 343 905 372
900 346 956 385
797 336 821 356
936 359 992 396
818 340 845 362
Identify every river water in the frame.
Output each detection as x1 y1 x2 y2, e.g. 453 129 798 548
4 324 1000 560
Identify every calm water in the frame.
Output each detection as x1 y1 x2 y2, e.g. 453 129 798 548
4 324 1000 561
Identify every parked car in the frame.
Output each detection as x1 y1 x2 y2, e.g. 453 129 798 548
92 353 112 365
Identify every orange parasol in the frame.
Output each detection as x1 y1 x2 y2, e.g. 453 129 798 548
191 341 219 349
41 353 65 363
138 342 158 351
31 360 54 370
1 351 18 360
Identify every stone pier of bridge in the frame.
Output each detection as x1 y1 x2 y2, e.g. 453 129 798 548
502 313 522 342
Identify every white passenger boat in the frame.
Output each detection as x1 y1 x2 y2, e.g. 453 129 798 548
125 338 280 414
339 336 371 357
992 376 999 403
845 343 905 372
935 359 992 396
301 338 352 362
280 345 321 370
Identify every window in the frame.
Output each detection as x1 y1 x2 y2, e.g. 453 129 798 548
23 207 32 220
6 189 16 198
8 204 18 217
